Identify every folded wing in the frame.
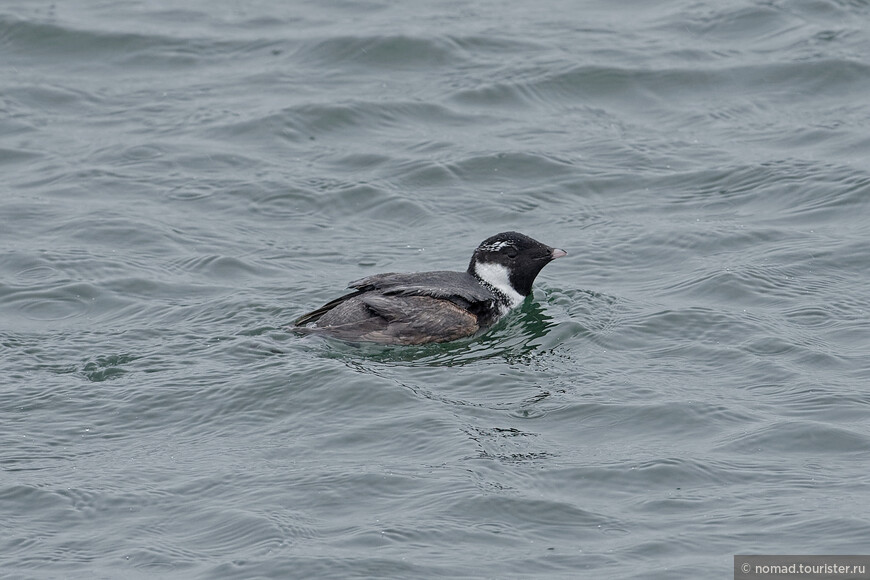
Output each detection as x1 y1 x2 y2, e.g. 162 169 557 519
295 294 479 345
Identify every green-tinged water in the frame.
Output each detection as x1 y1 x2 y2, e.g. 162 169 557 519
2 1 869 578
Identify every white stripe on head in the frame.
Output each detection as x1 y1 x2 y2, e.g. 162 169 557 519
474 261 524 310
479 240 511 253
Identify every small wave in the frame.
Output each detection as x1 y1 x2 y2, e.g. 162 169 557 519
718 419 870 453
293 34 465 70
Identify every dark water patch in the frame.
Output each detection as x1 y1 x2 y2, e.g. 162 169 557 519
671 3 800 44
0 14 201 69
659 264 822 307
295 34 464 70
220 556 453 580
81 353 140 382
302 183 431 226
446 33 548 56
782 305 841 330
3 84 104 129
549 399 753 447
446 151 577 185
0 105 37 142
237 185 323 221
449 73 549 109
387 157 462 190
642 162 870 228
323 413 465 463
1 11 297 76
1 281 101 324
595 306 766 350
659 0 869 57
719 419 870 454
546 456 774 499
463 424 554 462
209 100 484 163
455 490 617 534
293 100 478 139
50 214 181 257
162 254 262 282
527 59 870 122
770 385 870 423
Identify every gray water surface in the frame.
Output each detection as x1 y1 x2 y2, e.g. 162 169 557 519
2 1 870 578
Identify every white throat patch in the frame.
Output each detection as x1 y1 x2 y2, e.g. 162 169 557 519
474 261 524 310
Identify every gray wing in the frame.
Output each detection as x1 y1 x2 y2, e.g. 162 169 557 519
293 289 364 326
296 294 480 345
348 271 494 304
293 270 495 334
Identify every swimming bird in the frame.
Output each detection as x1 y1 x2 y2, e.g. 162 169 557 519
293 231 566 345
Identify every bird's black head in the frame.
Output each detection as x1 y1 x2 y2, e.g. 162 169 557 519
467 231 567 301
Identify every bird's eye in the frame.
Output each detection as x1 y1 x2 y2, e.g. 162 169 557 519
505 247 518 259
